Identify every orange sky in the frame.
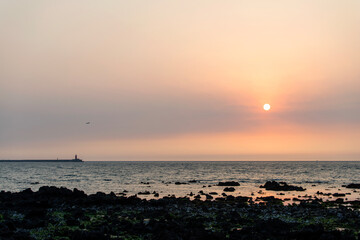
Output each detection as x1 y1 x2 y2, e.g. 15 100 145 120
1 1 360 160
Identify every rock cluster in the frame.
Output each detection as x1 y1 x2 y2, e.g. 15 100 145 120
0 186 359 240
260 181 306 191
346 183 360 189
217 181 240 186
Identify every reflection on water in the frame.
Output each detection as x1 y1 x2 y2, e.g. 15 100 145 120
0 161 359 203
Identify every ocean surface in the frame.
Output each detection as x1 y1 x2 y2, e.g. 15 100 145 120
1 161 360 203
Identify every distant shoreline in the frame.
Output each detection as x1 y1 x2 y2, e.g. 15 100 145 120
0 159 83 162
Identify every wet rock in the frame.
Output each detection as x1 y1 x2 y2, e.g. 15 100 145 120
194 195 201 199
208 192 218 195
138 191 151 195
21 188 33 194
71 230 109 240
0 223 12 239
215 197 225 201
316 191 331 196
12 229 34 240
226 195 235 201
335 198 344 203
260 181 305 191
23 218 46 229
188 180 197 183
235 196 250 202
333 193 345 197
26 208 47 218
345 183 360 189
205 194 213 200
66 217 80 226
223 187 235 192
218 181 240 186
175 182 187 185
73 188 86 198
257 196 283 204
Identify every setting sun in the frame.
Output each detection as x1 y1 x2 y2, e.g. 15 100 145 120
263 104 271 111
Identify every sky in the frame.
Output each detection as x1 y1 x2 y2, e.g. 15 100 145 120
1 1 360 160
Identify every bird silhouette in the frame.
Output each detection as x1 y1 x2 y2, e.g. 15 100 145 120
86 122 90 124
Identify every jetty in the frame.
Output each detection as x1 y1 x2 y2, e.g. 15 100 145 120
0 155 83 162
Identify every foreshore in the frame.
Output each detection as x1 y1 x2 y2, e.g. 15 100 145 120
1 185 360 240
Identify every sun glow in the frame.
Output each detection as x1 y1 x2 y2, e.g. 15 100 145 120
263 104 271 111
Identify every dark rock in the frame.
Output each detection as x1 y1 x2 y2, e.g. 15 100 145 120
215 197 225 201
226 195 235 201
335 198 344 203
66 217 80 226
260 181 305 191
0 223 12 238
218 181 240 186
208 192 218 195
23 218 46 229
95 191 106 197
235 196 250 202
205 194 213 200
21 188 33 194
26 208 47 218
294 224 324 239
73 188 86 198
12 229 34 240
175 182 187 185
333 193 345 197
345 183 360 189
223 187 235 192
71 230 109 240
257 196 283 204
138 191 151 195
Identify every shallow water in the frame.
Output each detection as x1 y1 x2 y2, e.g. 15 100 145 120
1 161 360 203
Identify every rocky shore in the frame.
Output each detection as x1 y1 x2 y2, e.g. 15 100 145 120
1 186 360 240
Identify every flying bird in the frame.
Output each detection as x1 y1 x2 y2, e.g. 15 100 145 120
86 122 90 124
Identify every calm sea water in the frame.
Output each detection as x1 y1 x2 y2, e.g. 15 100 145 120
1 161 360 202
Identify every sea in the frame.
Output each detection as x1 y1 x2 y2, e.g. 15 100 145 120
1 161 360 203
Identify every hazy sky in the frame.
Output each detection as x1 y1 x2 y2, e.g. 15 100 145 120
1 1 360 160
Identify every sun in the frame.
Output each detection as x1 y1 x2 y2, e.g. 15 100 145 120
263 103 271 111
